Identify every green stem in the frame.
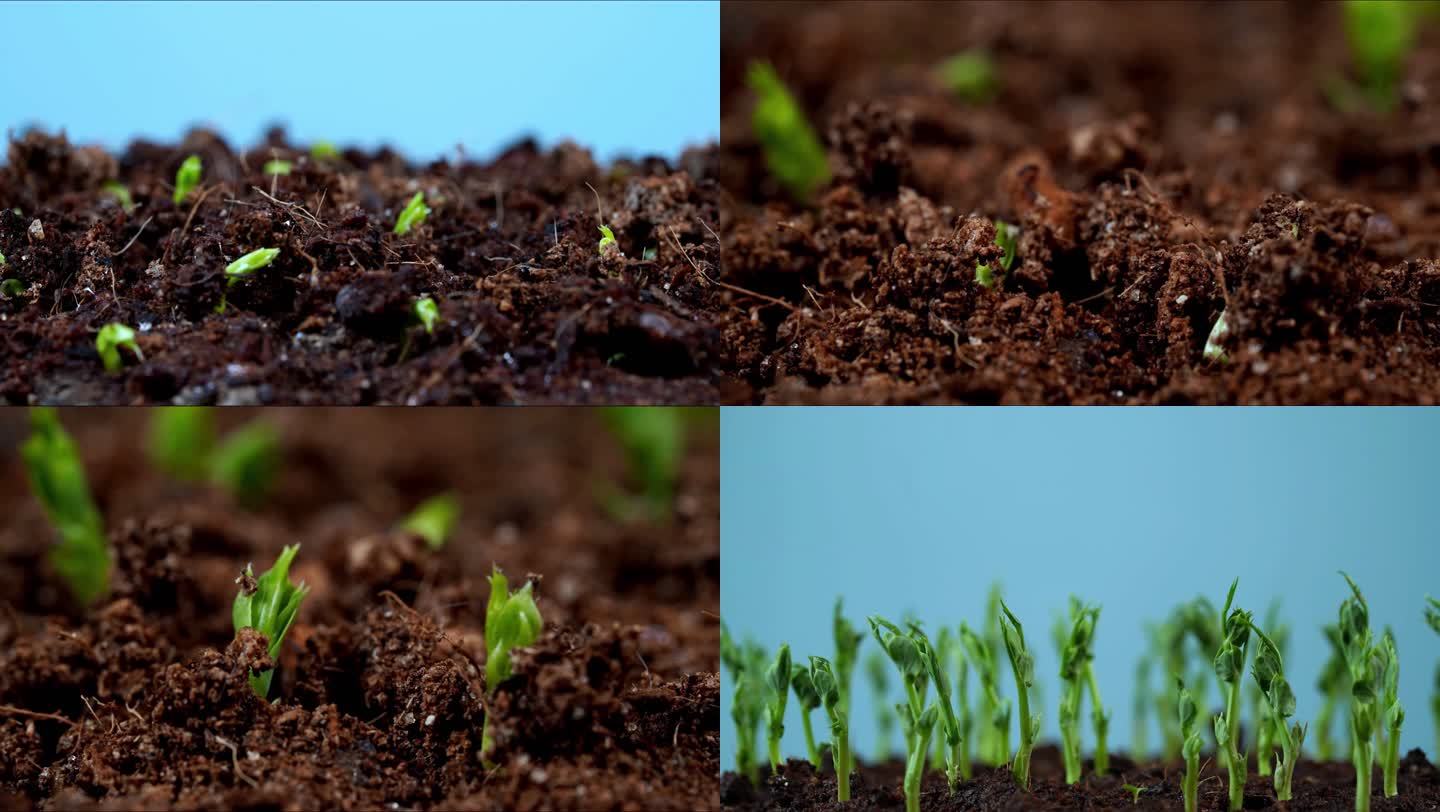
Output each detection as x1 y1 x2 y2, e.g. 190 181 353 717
1225 739 1245 811
769 736 781 771
1316 695 1335 761
957 733 972 780
1257 718 1273 777
1383 720 1400 797
835 730 851 802
1354 738 1372 812
801 710 821 768
905 723 934 812
1085 667 1108 775
1013 683 1033 790
1182 748 1199 812
1060 683 1082 784
1225 681 1242 764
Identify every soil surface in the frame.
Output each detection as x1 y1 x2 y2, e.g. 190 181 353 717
720 1 1440 403
0 408 720 810
0 129 723 404
722 745 1440 810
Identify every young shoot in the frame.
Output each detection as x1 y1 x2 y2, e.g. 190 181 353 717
598 224 618 256
1 278 24 298
721 623 765 784
413 296 439 335
147 406 216 481
914 625 966 793
864 650 898 760
1132 655 1152 760
600 407 685 522
899 701 939 812
974 221 1018 288
1249 601 1288 777
226 247 280 285
480 566 543 761
763 644 792 770
809 655 852 802
1249 620 1307 801
232 544 309 698
789 661 824 768
959 621 1011 766
937 49 998 104
1344 0 1419 112
1057 599 1099 784
173 154 201 205
747 61 830 203
1212 577 1252 812
1177 678 1203 812
95 322 143 374
833 597 865 716
1338 572 1377 812
393 191 431 236
208 420 280 509
1204 309 1229 363
310 141 340 161
396 492 460 550
263 158 293 176
1376 632 1403 797
1315 623 1350 761
103 181 135 215
998 600 1040 790
1122 784 1147 805
21 408 110 606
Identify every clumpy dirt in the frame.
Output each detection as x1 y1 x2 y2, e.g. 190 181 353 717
0 408 719 810
722 745 1440 811
719 1 1440 403
0 129 723 404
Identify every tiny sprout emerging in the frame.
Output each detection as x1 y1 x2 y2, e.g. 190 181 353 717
208 421 281 509
481 566 544 761
764 644 792 769
1178 678 1202 812
310 141 339 161
413 296 439 335
1338 572 1377 812
809 655 851 802
393 192 431 236
975 221 1019 288
95 323 143 374
103 181 135 214
232 544 310 698
147 406 216 481
748 61 830 203
1122 784 1147 805
1213 577 1252 812
1376 632 1403 797
1 278 23 298
998 600 1040 790
1204 309 1229 362
1249 620 1307 801
900 701 939 812
173 154 202 205
397 492 460 550
600 407 686 522
937 49 999 104
226 247 281 285
21 408 111 606
1344 0 1419 112
598 224 618 256
263 159 293 176
790 662 824 768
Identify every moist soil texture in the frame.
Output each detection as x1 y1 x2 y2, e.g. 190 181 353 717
0 408 720 810
0 129 723 404
722 745 1440 811
720 1 1440 403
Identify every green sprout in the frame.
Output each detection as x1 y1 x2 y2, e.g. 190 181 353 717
914 625 966 793
310 141 339 161
396 493 460 550
899 700 939 812
1249 619 1307 801
1314 623 1350 761
937 49 998 104
21 408 111 606
393 192 431 236
1376 632 1403 797
974 221 1018 288
599 407 686 523
1338 572 1377 812
959 620 1010 766
103 181 135 214
1250 600 1289 777
748 61 830 203
173 154 201 205
1204 309 1229 363
598 225 617 256
833 597 865 716
1178 678 1203 812
865 650 898 760
480 566 543 762
809 655 851 802
208 421 281 509
95 323 143 374
1132 655 1151 760
642 246 657 261
263 159 293 176
950 637 974 780
789 661 824 768
1212 578 1252 812
226 247 280 284
721 623 764 784
1426 597 1440 762
1057 599 1103 783
232 544 309 698
763 644 792 770
1 251 7 265
998 600 1040 790
1122 783 1147 805
1344 0 1419 113
413 296 439 335
1 278 24 298
147 406 216 481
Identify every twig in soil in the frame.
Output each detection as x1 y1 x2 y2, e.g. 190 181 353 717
251 186 326 229
212 733 259 788
0 705 73 726
113 215 154 257
181 185 218 237
668 226 796 312
1073 286 1115 307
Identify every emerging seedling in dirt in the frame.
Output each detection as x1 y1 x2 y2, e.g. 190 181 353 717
1338 572 1378 812
1211 577 1252 812
1314 623 1350 761
747 61 830 203
148 406 216 481
1057 598 1105 783
959 620 1011 766
764 644 792 769
173 154 201 205
480 566 543 763
218 247 281 312
263 159 293 176
864 650 898 759
1249 619 1308 801
1122 784 1148 805
914 624 967 792
1249 601 1289 778
1177 677 1203 812
208 421 281 509
809 655 852 802
898 699 939 812
937 49 998 105
396 492 460 550
393 192 431 236
413 296 439 335
103 181 135 214
833 597 865 715
310 141 339 161
599 407 685 523
1426 596 1440 762
232 544 309 698
1 278 24 298
1343 0 1420 113
1375 631 1403 797
95 322 143 374
998 600 1041 790
721 624 766 783
975 221 1018 288
1204 309 1229 362
21 408 110 606
790 659 824 768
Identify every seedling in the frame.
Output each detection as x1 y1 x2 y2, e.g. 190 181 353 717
898 700 939 812
598 225 617 255
232 544 309 698
1426 597 1440 762
748 61 830 202
263 159 293 176
1177 678 1203 812
1122 784 1147 805
1314 623 1350 761
1249 600 1289 776
1204 309 1229 362
974 221 1018 288
809 655 852 802
208 420 280 509
413 296 439 335
914 625 966 792
998 600 1040 790
763 644 792 769
95 323 143 374
1337 572 1377 812
1 251 7 266
959 620 1010 766
1212 578 1252 812
103 181 135 214
21 408 110 606
789 661 824 768
599 407 685 522
393 191 430 236
1344 0 1419 113
1249 620 1307 801
721 623 765 784
1375 632 1403 797
833 597 865 715
147 406 216 481
1132 655 1151 760
218 247 280 313
396 492 460 550
1 278 24 298
480 566 543 762
1057 599 1103 783
937 49 998 104
310 141 339 161
864 650 898 759
173 154 201 205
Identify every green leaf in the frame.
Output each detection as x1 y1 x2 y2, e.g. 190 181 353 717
1426 596 1440 634
21 408 110 606
310 141 340 161
790 662 820 711
397 492 460 550
208 421 281 509
484 566 544 692
748 61 830 203
232 544 310 697
225 247 281 284
413 296 439 334
1203 309 1229 363
937 49 998 104
598 225 618 256
147 407 216 481
393 191 431 236
173 154 202 205
95 323 143 374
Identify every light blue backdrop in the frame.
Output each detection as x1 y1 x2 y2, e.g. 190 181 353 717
0 1 717 161
721 407 1440 770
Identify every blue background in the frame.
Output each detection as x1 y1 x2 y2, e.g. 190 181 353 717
721 407 1440 769
0 1 717 162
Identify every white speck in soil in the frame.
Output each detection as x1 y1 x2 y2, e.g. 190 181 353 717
530 768 548 784
968 336 983 346
28 219 44 240
1175 294 1188 305
1251 360 1270 375
138 321 152 331
424 714 436 727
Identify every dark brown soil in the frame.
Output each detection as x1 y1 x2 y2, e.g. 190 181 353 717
719 1 1440 403
0 408 720 810
0 129 723 404
722 745 1440 810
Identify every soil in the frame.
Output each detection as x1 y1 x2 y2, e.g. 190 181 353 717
718 1 1440 403
0 408 720 810
0 129 724 405
721 745 1440 811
